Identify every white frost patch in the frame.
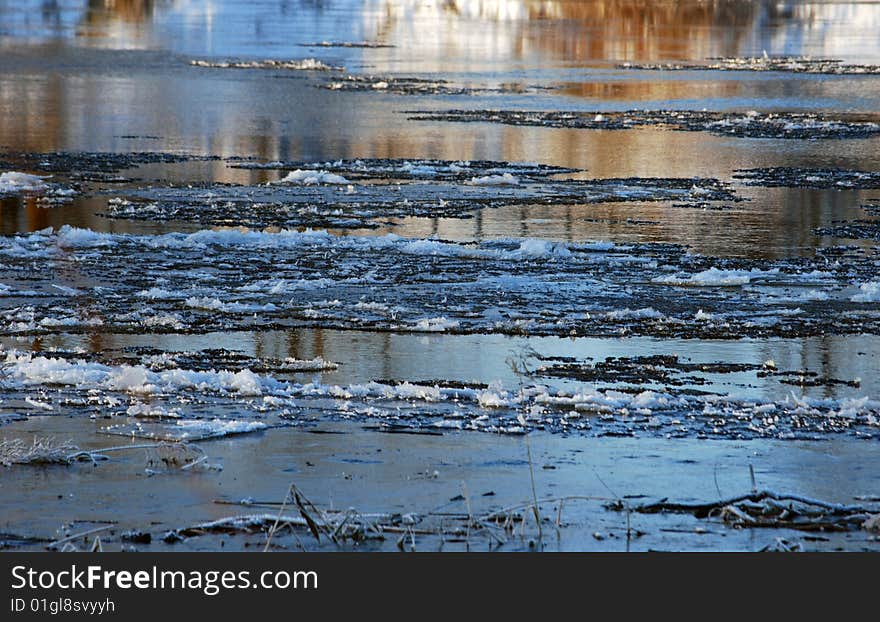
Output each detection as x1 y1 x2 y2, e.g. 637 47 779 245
653 267 778 286
239 278 336 294
281 357 338 371
606 307 664 320
851 281 880 302
399 161 438 176
185 297 278 313
126 402 180 418
411 316 460 332
172 419 268 439
511 239 572 259
467 173 519 185
137 287 184 300
191 58 339 71
56 226 117 249
25 397 54 411
38 316 103 328
277 169 350 185
142 314 186 330
2 350 283 396
3 226 622 268
0 172 49 194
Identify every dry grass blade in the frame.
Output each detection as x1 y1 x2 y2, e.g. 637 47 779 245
47 525 115 551
292 486 325 542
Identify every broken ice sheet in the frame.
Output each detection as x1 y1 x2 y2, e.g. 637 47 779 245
409 109 880 140
2 348 880 441
101 159 735 229
190 58 344 71
102 171 739 229
733 167 880 189
101 418 270 442
619 56 880 75
0 226 877 341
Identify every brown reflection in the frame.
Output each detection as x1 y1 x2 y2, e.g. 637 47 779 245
0 198 51 234
0 73 65 153
559 80 742 101
363 0 767 68
80 0 156 29
519 0 761 62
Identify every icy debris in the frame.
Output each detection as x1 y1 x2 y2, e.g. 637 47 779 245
190 58 342 71
277 170 351 185
1 225 875 341
411 317 461 332
467 173 520 186
0 172 49 193
142 314 186 330
620 56 880 75
3 347 880 439
606 308 665 320
25 397 54 411
1 350 281 397
511 239 572 259
411 109 880 140
56 226 117 249
184 297 278 313
851 281 880 303
126 403 179 418
653 267 778 286
137 287 183 300
176 419 269 439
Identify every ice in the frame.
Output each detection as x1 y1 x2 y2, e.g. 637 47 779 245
185 297 278 313
190 58 340 71
142 314 186 330
0 171 48 194
399 161 438 176
511 239 572 259
3 346 880 438
277 169 351 185
126 402 179 419
467 173 520 185
166 419 268 440
1 225 874 341
137 287 183 300
411 316 461 332
851 281 880 302
2 350 285 396
56 225 117 249
38 316 103 328
653 267 778 286
606 308 664 320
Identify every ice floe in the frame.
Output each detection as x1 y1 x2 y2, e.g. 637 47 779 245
277 169 351 185
0 172 48 193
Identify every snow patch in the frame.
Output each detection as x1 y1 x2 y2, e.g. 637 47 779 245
277 169 350 185
0 172 48 194
851 281 880 302
467 173 519 186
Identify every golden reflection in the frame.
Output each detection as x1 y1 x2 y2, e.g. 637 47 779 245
83 0 157 25
361 0 762 69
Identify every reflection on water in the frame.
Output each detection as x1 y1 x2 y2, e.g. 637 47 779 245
1 3 879 368
2 2 880 539
5 1 880 61
5 327 879 403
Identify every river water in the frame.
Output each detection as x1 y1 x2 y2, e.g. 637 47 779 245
1 0 879 551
